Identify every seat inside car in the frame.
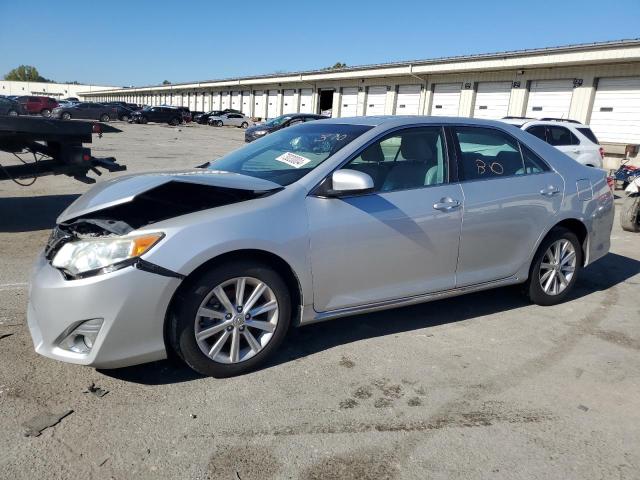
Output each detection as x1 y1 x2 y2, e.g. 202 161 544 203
381 134 439 191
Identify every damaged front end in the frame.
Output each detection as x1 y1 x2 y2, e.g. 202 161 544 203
45 173 282 280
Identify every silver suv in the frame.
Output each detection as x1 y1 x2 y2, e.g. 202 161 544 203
28 116 614 377
500 117 604 169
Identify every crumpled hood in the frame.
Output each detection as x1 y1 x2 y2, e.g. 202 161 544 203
57 169 281 223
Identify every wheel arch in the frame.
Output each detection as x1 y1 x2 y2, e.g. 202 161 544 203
536 218 588 268
163 249 303 356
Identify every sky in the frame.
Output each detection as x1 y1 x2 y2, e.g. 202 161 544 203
1 0 639 87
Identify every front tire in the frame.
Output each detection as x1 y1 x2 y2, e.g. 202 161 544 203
241 122 248 129
525 228 582 306
170 261 291 377
7 109 18 116
62 112 71 120
169 117 180 126
215 120 223 127
620 193 640 232
41 109 51 117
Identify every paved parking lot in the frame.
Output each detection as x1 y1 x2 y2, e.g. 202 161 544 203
1 122 639 480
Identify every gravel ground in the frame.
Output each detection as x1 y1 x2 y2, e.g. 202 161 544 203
0 121 639 480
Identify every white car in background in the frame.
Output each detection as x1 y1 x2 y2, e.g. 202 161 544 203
500 117 604 169
208 112 251 129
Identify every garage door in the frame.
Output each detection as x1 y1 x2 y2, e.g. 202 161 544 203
590 77 640 144
267 90 279 119
254 91 266 118
526 79 574 119
340 87 358 117
366 86 387 116
241 91 251 116
431 83 461 116
282 89 296 114
231 92 241 111
473 82 512 119
396 84 421 115
221 92 230 109
203 93 210 112
212 93 221 110
299 88 313 113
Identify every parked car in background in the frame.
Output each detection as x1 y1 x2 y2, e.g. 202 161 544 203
0 97 27 116
105 101 142 112
64 97 80 103
129 106 183 125
245 113 328 142
194 110 223 124
28 116 614 377
16 96 59 117
52 102 118 122
208 112 251 128
500 117 604 168
172 106 192 123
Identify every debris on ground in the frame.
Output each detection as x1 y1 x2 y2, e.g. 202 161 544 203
22 410 74 437
0 333 14 341
578 404 590 412
84 383 109 398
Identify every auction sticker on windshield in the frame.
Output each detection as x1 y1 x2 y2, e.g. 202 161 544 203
275 152 311 168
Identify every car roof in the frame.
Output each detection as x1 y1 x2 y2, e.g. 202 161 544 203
319 115 530 129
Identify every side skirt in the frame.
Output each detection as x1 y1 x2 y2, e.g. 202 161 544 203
300 276 523 325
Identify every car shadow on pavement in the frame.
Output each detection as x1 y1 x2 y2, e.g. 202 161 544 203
98 251 640 385
0 194 79 232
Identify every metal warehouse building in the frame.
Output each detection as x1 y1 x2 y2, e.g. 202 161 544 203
84 39 640 161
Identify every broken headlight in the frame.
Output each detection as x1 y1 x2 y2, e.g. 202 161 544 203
51 233 163 277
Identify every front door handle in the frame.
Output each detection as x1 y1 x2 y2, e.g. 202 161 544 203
433 198 461 211
540 186 560 196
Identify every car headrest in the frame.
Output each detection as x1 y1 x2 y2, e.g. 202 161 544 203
400 135 433 162
360 143 384 163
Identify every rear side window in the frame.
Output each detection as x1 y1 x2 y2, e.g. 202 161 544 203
525 125 547 142
547 126 579 146
576 127 599 144
454 127 525 180
521 144 550 174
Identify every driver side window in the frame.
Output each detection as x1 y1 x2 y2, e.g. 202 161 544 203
342 127 448 192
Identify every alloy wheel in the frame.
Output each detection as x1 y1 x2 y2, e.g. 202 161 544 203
194 277 279 364
538 239 576 295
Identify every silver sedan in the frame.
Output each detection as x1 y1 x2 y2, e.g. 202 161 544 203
28 116 614 376
208 112 251 128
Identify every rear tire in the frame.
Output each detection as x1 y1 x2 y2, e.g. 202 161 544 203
121 114 130 122
241 122 248 129
7 110 18 117
525 227 582 306
169 261 291 377
100 114 110 122
41 109 51 117
140 116 148 124
215 120 223 127
620 194 640 232
62 112 71 120
169 117 180 126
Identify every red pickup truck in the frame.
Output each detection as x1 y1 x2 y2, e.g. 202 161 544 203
16 96 59 117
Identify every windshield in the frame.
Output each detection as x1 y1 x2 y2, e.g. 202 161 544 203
265 115 292 128
208 122 372 186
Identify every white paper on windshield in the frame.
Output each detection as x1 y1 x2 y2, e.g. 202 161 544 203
275 152 311 169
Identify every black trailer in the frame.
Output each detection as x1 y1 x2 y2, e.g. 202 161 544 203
0 116 125 185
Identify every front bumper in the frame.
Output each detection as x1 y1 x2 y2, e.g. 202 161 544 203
27 253 182 369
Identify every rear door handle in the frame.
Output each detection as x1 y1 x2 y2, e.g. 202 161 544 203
540 186 560 196
433 198 461 211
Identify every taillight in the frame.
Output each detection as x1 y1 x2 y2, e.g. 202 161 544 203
599 147 605 159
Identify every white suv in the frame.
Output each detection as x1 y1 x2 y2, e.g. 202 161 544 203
500 117 604 169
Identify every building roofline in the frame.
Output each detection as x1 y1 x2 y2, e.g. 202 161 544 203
83 38 640 94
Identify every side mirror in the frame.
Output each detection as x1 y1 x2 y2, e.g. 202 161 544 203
326 169 374 197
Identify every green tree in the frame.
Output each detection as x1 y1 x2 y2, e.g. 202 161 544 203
162 80 171 85
4 65 52 82
326 62 347 70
